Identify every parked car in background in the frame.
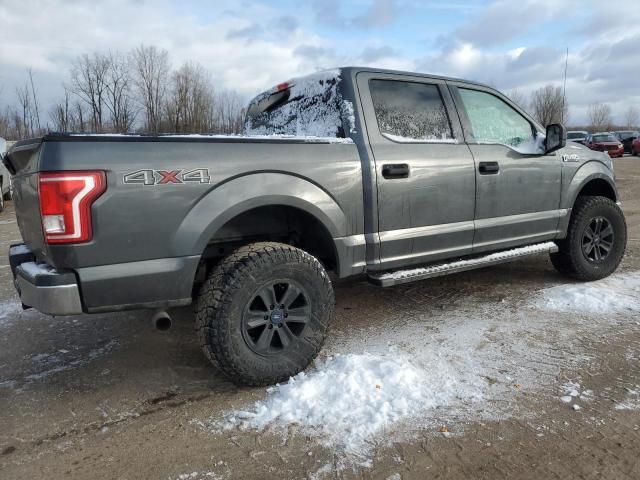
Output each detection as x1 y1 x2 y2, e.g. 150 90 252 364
632 136 640 156
613 130 639 154
0 138 13 211
567 130 589 145
586 132 624 158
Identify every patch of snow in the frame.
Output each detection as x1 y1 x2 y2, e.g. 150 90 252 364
378 242 556 281
342 99 357 134
615 387 640 411
511 133 546 154
25 339 118 382
219 352 485 463
0 301 22 328
245 69 352 139
534 271 640 313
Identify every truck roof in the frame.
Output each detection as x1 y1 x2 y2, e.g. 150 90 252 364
338 66 493 89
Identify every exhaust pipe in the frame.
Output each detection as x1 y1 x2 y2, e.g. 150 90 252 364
151 310 172 331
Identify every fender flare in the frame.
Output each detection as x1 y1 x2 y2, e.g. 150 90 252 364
172 172 348 257
562 161 618 210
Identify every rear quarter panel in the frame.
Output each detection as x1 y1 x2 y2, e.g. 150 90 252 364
38 139 364 270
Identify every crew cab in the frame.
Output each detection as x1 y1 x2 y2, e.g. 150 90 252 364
4 67 627 386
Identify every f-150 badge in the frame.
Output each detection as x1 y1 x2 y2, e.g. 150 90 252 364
123 169 211 185
561 154 580 162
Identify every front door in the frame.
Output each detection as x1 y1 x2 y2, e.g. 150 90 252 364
449 84 563 253
356 72 477 270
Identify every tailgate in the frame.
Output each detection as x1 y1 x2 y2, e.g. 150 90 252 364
4 139 47 260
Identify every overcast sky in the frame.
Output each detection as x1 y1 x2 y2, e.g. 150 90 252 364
0 0 638 125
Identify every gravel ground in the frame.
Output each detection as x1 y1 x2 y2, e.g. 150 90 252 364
1 156 639 480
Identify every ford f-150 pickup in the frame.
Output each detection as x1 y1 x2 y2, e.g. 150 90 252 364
4 67 627 386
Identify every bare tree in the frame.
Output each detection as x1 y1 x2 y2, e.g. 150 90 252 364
27 68 42 132
507 88 529 111
588 102 612 132
70 53 110 131
214 89 245 134
165 62 215 133
529 85 568 126
104 52 137 132
624 106 639 130
131 45 170 133
50 87 72 131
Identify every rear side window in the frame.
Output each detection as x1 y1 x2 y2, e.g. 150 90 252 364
369 80 454 142
458 88 534 147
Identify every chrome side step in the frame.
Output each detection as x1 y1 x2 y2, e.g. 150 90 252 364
367 241 559 287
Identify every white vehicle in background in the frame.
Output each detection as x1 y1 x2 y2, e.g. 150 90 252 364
0 138 13 211
567 130 589 145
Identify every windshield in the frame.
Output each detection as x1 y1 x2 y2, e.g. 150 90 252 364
567 132 586 139
244 70 355 138
616 131 637 139
592 134 617 142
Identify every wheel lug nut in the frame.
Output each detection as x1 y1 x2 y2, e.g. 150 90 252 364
270 305 274 310
284 313 288 318
264 315 268 320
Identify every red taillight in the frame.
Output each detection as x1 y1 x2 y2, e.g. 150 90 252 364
276 82 290 92
39 171 106 244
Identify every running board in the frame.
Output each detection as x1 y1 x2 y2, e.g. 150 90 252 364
367 242 559 287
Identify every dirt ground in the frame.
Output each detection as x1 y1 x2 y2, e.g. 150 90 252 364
1 156 640 480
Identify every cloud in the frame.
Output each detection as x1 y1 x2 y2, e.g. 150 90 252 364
352 0 399 28
360 46 397 63
271 15 299 33
226 24 264 41
446 0 578 48
312 0 399 30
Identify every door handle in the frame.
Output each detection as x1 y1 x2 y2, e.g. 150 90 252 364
382 164 409 179
478 161 500 175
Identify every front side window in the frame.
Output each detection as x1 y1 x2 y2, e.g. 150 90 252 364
459 88 535 149
369 80 454 142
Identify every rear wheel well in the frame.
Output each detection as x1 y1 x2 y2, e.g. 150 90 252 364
194 206 338 287
576 179 616 202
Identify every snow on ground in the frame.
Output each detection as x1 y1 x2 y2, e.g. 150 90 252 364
207 270 640 467
533 271 640 313
24 339 119 382
615 387 640 411
0 301 22 327
220 352 485 462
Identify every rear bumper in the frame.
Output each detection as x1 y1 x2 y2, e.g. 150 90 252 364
10 244 83 315
9 243 198 315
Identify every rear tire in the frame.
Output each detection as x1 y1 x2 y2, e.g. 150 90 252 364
195 242 334 386
550 196 626 281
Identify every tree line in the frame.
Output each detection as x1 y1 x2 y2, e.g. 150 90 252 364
508 84 639 133
0 45 247 140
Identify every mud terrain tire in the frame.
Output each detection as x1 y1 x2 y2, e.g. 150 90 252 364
551 196 626 281
195 242 334 386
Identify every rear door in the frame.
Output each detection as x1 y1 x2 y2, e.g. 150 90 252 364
356 72 476 270
448 83 563 253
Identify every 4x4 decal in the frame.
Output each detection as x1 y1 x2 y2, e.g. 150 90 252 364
123 168 211 185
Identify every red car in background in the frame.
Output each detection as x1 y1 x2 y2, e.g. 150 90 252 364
633 137 640 156
586 133 625 158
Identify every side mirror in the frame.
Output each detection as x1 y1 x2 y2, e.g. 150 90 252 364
545 123 566 154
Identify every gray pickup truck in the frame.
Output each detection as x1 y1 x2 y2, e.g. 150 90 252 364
4 67 626 386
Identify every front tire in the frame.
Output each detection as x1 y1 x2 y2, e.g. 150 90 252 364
551 196 626 281
195 242 334 386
